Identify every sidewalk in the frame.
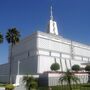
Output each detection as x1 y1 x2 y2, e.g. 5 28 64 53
0 87 5 90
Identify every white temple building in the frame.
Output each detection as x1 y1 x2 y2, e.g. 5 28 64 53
0 6 90 85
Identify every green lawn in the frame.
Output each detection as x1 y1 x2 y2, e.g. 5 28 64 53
0 83 6 87
38 84 90 90
1 83 90 90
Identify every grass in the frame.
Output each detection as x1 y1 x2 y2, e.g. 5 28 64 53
0 83 90 90
0 83 6 87
38 84 90 90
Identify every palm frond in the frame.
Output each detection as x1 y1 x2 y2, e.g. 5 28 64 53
23 75 37 90
0 32 3 43
59 70 80 85
6 28 20 45
71 76 80 84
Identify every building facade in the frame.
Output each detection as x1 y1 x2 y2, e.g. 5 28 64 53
0 6 90 84
11 31 90 75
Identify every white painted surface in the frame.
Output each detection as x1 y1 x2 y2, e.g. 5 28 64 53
47 20 58 35
0 31 90 84
0 87 5 90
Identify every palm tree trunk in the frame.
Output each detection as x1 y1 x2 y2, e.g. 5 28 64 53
68 80 72 90
9 44 13 84
68 83 72 90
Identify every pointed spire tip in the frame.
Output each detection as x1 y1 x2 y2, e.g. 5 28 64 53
50 5 53 20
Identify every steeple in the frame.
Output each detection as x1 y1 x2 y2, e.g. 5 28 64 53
50 6 53 20
47 4 59 35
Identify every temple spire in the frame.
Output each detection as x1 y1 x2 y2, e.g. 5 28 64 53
50 6 53 20
47 1 59 35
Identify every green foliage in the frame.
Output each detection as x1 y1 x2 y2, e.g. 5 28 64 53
39 84 90 90
50 63 60 71
30 81 38 89
5 28 20 45
85 65 90 83
0 83 6 87
85 65 90 72
71 64 80 71
0 32 3 43
59 70 80 90
5 84 14 90
82 83 90 87
23 75 38 90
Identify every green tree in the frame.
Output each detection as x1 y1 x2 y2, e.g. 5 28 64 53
85 65 90 83
71 64 80 72
5 28 20 83
23 75 38 90
85 65 90 72
0 32 3 43
59 70 80 90
50 62 60 71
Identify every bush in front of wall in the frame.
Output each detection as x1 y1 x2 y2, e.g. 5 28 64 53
30 81 38 89
50 62 60 71
85 65 90 83
23 75 38 90
71 64 80 72
85 65 90 72
5 84 15 90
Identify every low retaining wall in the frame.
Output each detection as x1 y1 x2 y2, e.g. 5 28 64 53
38 72 88 86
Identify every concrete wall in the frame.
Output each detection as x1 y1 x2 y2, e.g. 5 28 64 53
12 56 38 75
38 73 88 87
36 31 90 73
37 31 90 60
37 55 87 73
10 32 38 75
0 56 38 83
11 33 37 58
1 31 90 83
11 31 90 74
0 63 9 83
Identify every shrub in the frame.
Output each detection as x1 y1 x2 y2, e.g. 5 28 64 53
30 81 38 89
85 65 90 83
82 83 90 87
50 63 60 71
23 75 38 90
85 65 90 72
5 84 14 90
71 64 80 72
59 70 80 90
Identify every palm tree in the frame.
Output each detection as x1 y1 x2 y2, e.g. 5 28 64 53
0 32 3 43
23 75 38 90
59 70 80 90
5 28 20 83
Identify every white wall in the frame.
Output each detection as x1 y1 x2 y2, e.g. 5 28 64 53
1 31 90 83
12 56 38 75
11 33 37 57
36 31 90 72
37 32 90 59
37 37 70 53
0 63 9 83
10 31 90 74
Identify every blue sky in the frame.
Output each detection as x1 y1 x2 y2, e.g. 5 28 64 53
0 0 90 64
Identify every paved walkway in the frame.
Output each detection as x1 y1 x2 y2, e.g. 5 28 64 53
14 85 26 90
0 85 26 90
0 87 5 90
